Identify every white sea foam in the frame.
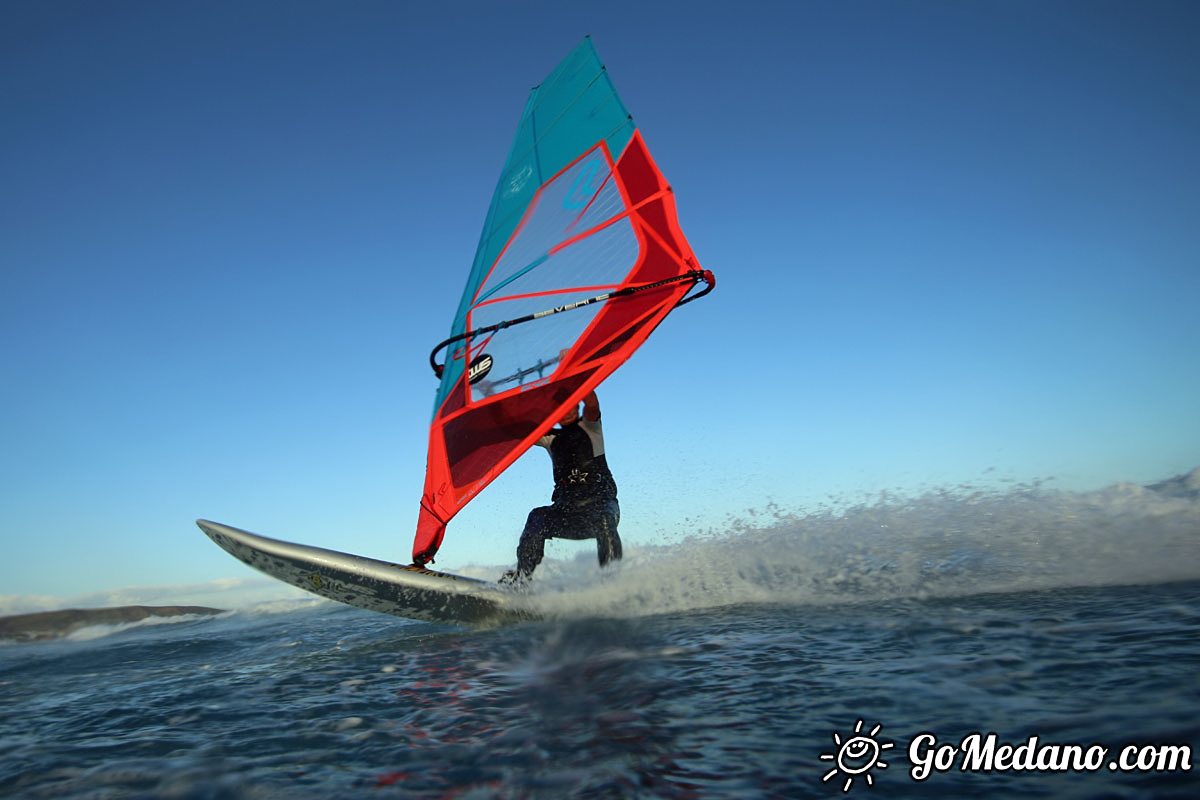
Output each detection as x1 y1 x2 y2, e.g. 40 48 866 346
228 596 330 616
518 469 1200 620
61 612 224 642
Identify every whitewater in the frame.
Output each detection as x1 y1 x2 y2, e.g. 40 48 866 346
2 472 1197 798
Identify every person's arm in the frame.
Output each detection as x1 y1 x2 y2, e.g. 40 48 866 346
581 390 600 422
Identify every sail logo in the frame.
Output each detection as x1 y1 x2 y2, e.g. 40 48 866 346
520 376 552 392
505 164 533 197
563 160 603 209
467 353 493 384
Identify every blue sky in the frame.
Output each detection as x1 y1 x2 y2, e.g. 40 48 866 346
2 0 1197 605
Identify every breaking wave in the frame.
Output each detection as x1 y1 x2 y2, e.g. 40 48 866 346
59 612 227 643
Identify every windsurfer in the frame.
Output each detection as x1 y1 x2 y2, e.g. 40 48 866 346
501 389 621 583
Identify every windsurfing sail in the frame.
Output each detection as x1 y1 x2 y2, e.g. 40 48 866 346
414 37 715 566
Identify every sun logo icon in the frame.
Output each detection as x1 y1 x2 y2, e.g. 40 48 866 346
820 719 894 792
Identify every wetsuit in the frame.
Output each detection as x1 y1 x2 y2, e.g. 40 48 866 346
514 416 622 577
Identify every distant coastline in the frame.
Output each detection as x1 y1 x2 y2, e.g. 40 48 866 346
1146 466 1200 499
0 605 224 643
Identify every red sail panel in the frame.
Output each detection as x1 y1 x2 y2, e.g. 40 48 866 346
414 130 702 565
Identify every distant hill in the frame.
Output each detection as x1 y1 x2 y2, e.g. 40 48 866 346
0 605 224 643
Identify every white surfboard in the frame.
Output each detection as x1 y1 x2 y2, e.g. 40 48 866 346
197 520 538 627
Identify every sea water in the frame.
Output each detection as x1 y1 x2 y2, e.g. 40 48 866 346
2 474 1198 798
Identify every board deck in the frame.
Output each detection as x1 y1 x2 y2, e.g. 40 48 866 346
196 520 539 627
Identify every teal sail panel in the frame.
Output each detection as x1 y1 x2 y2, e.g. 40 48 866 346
433 37 635 413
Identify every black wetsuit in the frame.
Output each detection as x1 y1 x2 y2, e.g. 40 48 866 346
515 416 622 577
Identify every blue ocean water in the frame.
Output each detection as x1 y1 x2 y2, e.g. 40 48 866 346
2 475 1198 799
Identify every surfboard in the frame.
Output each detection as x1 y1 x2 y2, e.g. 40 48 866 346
196 520 539 627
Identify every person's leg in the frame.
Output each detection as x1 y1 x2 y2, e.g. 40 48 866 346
595 501 622 567
513 505 555 577
507 502 621 581
512 503 583 578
